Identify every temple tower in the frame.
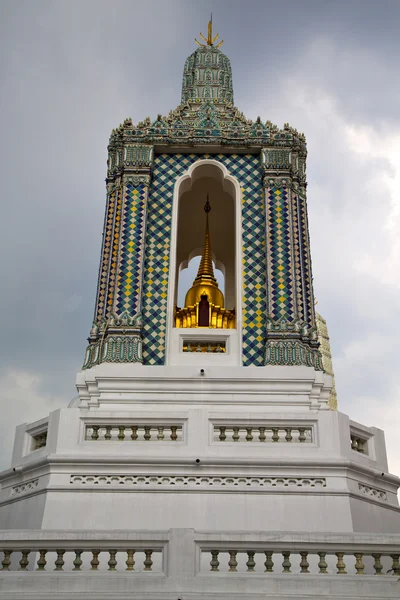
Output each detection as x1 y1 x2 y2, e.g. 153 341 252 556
0 20 400 600
83 19 321 373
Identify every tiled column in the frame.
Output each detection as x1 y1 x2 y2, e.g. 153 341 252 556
83 143 153 369
262 148 322 369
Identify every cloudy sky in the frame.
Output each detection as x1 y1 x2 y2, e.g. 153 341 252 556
0 0 400 477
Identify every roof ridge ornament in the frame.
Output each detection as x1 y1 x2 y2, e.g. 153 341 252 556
195 14 224 48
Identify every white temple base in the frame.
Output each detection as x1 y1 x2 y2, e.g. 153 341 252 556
0 364 399 533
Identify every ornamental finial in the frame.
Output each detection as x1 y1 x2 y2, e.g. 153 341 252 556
195 15 224 48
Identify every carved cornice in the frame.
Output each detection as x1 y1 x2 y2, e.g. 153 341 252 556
106 104 307 152
265 339 323 370
83 311 143 370
264 317 322 370
122 174 151 187
263 176 292 189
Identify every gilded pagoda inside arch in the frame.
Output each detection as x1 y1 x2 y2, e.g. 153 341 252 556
175 196 235 329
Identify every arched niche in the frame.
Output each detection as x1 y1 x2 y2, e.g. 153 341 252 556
166 159 242 366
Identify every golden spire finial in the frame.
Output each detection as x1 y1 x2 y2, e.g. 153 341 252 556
195 14 224 48
194 194 216 283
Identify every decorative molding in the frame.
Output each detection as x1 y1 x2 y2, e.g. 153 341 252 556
107 103 306 152
83 311 143 369
263 176 293 189
358 483 387 501
122 174 151 187
83 335 142 370
261 149 291 170
123 144 154 168
11 479 39 496
265 339 323 370
70 475 327 490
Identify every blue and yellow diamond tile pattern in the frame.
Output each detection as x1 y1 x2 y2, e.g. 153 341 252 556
267 186 295 321
95 190 116 323
114 183 147 316
106 189 123 317
291 191 304 324
142 153 267 366
296 192 314 327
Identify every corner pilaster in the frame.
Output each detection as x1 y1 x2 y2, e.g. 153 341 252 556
261 147 322 369
83 127 154 369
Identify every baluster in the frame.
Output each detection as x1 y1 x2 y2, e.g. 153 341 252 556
282 551 291 573
54 549 65 571
216 344 222 353
210 550 219 572
1 550 12 570
19 550 30 571
298 428 306 443
126 549 135 571
228 550 238 572
219 427 226 441
118 426 125 441
196 343 202 352
246 551 256 572
258 427 266 442
390 554 400 576
351 436 357 450
285 428 293 443
207 344 213 353
91 550 100 570
170 426 178 441
264 551 274 572
73 550 83 571
131 426 138 440
144 426 151 441
354 553 365 575
144 550 153 571
335 552 347 574
299 551 309 573
108 550 118 571
272 428 279 442
157 427 165 441
246 428 253 442
91 426 99 440
36 549 47 571
104 426 112 440
372 553 383 575
357 439 365 453
186 343 191 353
318 552 328 574
232 427 240 442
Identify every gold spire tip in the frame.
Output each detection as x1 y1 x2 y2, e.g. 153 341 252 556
195 17 224 48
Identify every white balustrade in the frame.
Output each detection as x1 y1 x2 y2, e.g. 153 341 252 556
85 424 182 442
213 425 313 443
1 530 400 598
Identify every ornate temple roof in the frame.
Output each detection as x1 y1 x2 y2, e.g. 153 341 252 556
181 18 233 104
181 45 233 104
107 20 306 155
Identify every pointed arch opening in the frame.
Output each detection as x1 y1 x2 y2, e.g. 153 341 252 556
166 159 242 365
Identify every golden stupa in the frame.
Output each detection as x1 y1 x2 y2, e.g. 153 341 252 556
175 196 235 329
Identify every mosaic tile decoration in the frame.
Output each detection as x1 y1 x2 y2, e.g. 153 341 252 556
114 183 147 316
266 185 295 321
106 188 123 318
291 190 303 324
94 190 116 323
142 153 267 366
296 192 315 328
